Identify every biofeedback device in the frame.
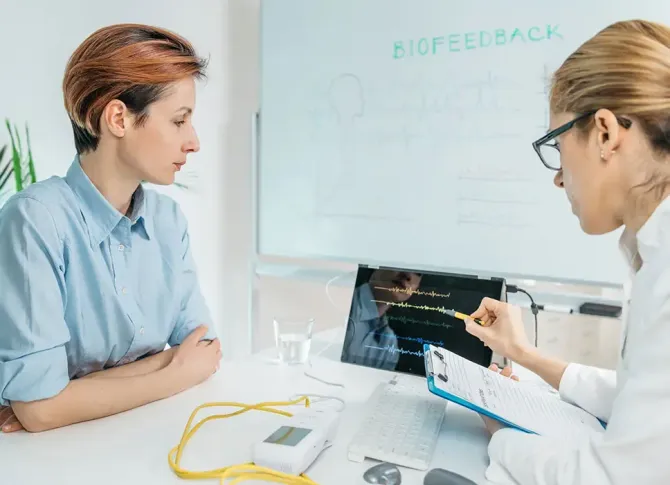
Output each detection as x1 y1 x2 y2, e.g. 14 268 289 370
252 408 340 475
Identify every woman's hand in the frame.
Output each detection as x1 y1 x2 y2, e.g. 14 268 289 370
168 325 221 391
464 297 533 362
0 405 24 433
481 363 519 435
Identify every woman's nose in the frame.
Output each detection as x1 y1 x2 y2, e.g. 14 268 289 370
553 170 564 188
184 128 200 154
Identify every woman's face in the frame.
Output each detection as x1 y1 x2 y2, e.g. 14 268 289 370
119 77 200 186
549 110 627 235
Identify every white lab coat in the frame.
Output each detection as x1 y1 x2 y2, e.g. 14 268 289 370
485 197 670 485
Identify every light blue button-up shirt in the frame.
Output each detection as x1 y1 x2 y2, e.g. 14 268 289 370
341 283 400 371
0 157 215 406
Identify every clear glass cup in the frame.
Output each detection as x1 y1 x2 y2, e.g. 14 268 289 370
273 317 314 365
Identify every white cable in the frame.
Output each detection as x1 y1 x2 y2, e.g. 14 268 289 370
302 270 357 388
289 393 346 412
302 369 345 388
324 270 355 314
310 269 357 360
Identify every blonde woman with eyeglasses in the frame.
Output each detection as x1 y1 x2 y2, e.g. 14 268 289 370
465 19 670 485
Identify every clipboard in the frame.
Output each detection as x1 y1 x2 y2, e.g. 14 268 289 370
422 343 605 438
423 344 535 434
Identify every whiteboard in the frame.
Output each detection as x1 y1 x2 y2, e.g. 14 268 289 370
258 0 668 286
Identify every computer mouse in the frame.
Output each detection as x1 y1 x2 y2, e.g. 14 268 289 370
363 462 402 485
424 468 477 485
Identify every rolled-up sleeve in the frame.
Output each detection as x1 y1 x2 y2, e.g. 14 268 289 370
0 196 71 406
168 206 216 346
558 363 617 423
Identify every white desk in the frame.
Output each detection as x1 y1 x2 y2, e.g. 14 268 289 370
0 331 540 485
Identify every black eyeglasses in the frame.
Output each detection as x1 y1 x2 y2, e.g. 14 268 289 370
532 111 632 171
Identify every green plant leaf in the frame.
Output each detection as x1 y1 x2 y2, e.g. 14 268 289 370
14 123 23 155
26 125 37 184
0 144 11 192
6 119 23 193
1 121 37 201
0 163 12 192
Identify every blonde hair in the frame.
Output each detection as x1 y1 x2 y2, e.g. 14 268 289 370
551 20 670 155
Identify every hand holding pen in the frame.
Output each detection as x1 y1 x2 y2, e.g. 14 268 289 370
459 297 533 361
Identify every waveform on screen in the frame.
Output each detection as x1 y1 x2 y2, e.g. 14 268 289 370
373 300 451 315
373 332 444 346
364 344 424 357
374 286 451 299
387 315 453 329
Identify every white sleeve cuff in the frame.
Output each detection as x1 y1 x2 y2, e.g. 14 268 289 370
556 363 616 423
558 362 585 406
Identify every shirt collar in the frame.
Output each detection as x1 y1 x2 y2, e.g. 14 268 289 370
619 195 670 273
65 157 153 247
131 186 153 240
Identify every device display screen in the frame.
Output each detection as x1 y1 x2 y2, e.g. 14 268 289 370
341 266 502 375
264 426 312 447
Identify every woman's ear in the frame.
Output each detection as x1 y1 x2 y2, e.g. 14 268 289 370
101 100 128 138
594 108 621 160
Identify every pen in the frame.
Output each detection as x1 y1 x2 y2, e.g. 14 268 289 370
445 309 486 326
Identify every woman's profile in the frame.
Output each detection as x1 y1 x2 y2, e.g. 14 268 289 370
0 24 220 433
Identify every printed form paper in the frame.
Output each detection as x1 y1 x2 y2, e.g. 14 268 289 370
427 345 605 440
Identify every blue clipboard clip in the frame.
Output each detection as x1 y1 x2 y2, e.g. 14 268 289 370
423 347 434 377
423 346 448 383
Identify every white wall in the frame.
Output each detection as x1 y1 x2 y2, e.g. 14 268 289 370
2 0 229 349
220 0 259 358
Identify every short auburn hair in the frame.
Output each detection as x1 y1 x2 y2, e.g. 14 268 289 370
63 23 207 154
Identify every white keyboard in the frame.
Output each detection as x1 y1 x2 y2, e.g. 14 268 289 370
347 378 447 470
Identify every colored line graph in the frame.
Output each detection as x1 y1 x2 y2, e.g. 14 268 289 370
387 315 453 329
373 332 444 346
364 344 424 357
374 286 451 299
374 300 451 315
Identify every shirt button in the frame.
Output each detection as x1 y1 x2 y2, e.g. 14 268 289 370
139 327 145 335
118 244 125 251
121 287 128 295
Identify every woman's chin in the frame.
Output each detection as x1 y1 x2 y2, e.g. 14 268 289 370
143 173 175 186
578 216 619 236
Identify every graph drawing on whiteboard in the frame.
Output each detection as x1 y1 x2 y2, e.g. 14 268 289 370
313 73 417 221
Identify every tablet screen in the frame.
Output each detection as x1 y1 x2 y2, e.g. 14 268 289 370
340 266 503 376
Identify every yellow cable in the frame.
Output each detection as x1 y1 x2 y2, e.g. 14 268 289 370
167 396 321 485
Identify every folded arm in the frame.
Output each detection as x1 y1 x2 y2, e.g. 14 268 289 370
11 366 184 432
80 348 176 380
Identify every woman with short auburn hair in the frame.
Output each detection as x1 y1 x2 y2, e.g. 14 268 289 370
0 23 220 434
